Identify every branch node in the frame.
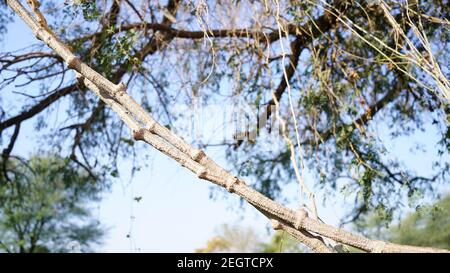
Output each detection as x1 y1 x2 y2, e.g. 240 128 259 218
196 167 208 179
191 149 206 162
69 153 77 161
36 27 45 40
294 208 308 229
115 82 127 96
271 219 282 230
67 55 80 69
132 128 146 141
147 121 157 133
225 176 239 193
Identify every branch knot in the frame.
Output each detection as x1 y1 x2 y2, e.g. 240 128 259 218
196 167 208 179
147 121 157 133
191 149 205 162
115 82 127 96
225 176 239 193
67 55 80 69
132 128 146 141
271 219 282 230
294 208 308 229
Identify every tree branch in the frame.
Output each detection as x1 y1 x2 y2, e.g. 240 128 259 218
301 79 402 146
235 9 342 146
74 11 338 45
0 83 77 134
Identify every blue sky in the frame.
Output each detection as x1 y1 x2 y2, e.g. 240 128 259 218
1 16 448 252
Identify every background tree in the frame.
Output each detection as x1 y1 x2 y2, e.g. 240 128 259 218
196 224 304 253
0 156 105 253
353 194 450 250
